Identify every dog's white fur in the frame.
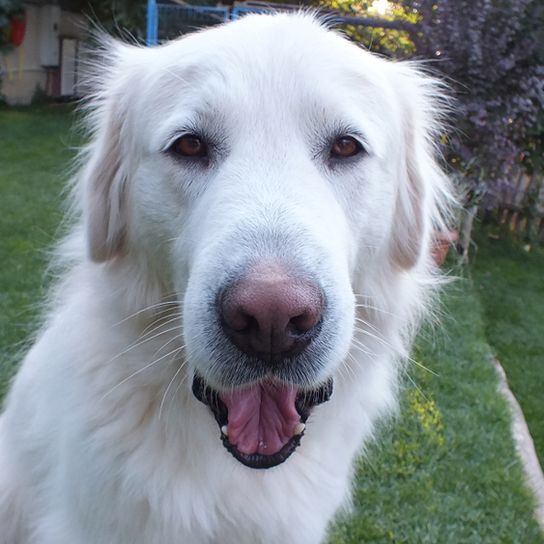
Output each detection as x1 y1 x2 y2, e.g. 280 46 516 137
0 13 453 544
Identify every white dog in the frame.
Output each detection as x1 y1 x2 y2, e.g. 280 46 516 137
0 13 453 544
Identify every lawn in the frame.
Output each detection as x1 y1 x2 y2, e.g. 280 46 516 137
328 280 543 543
1 107 542 543
471 225 544 468
0 106 80 398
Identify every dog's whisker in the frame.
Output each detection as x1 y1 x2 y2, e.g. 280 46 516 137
100 344 185 402
166 364 193 421
139 313 183 341
406 357 439 377
108 324 184 363
349 342 375 358
353 325 393 348
350 336 378 356
354 315 385 336
113 300 180 327
341 354 358 381
352 324 406 355
402 369 432 403
353 325 438 376
354 303 397 318
353 325 399 356
151 332 185 359
158 359 188 421
171 365 191 399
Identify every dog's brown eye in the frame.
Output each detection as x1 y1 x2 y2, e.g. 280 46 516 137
331 136 363 158
173 134 207 157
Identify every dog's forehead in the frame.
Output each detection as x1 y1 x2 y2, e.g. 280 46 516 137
166 14 356 65
156 14 389 93
142 14 397 155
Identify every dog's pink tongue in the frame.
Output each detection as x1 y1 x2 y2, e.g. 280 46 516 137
220 384 300 455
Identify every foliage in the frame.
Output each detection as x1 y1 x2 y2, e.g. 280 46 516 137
318 0 418 56
59 0 147 41
317 1 544 212
401 0 544 209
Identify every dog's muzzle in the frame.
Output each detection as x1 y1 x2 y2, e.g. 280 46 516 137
192 262 333 469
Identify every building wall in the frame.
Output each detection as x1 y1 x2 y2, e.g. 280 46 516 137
2 4 48 105
1 3 86 105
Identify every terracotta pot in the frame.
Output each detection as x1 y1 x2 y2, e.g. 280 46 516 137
431 230 458 266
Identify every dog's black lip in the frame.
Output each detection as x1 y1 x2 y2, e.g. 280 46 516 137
221 429 304 469
192 375 228 427
191 374 333 469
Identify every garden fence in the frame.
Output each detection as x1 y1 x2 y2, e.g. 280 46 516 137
146 1 417 45
492 173 544 241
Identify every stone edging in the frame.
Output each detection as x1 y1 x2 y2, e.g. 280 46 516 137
491 357 544 531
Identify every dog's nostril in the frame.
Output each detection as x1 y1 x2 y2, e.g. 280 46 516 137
289 311 320 335
224 310 256 334
237 314 259 335
220 265 324 361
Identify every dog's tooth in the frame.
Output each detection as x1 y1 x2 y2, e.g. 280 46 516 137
221 425 228 437
294 422 305 435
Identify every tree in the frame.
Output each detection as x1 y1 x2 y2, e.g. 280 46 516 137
59 0 147 41
318 0 419 56
319 1 543 213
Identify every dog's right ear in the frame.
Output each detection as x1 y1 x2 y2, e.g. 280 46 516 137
80 40 135 263
83 108 127 263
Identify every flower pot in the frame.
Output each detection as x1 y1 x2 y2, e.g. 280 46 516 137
431 230 458 266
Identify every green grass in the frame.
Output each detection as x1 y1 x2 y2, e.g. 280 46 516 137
0 105 80 398
1 108 542 542
328 282 543 543
471 225 544 468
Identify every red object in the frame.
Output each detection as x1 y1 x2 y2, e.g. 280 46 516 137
9 12 26 47
432 230 459 266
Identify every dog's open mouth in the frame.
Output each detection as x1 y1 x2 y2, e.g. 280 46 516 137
192 374 333 469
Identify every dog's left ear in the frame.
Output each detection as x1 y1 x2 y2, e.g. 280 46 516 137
388 65 450 270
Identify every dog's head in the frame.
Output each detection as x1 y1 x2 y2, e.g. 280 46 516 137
80 14 450 468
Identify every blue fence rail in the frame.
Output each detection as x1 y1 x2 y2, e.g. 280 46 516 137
147 0 158 45
146 2 416 46
147 2 231 45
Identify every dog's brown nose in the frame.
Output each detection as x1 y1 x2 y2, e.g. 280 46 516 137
220 264 323 362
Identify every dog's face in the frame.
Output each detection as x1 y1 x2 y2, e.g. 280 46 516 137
83 14 440 468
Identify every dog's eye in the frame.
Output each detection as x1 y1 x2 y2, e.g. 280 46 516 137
330 136 363 158
171 134 208 158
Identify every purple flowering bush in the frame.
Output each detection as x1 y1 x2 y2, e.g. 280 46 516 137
403 0 544 210
325 0 543 215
